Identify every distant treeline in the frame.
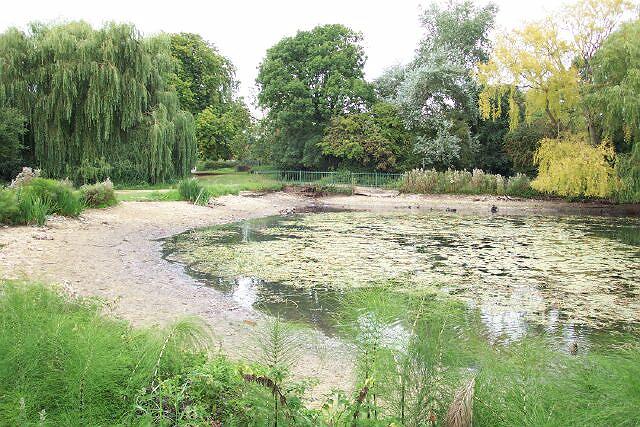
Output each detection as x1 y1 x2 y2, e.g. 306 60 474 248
1 0 639 201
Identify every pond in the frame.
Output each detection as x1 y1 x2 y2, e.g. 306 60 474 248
163 210 640 344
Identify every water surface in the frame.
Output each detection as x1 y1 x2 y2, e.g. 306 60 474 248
163 211 640 342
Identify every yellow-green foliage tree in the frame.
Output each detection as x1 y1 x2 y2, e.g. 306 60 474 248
478 20 580 132
478 0 634 135
479 0 636 199
532 134 619 198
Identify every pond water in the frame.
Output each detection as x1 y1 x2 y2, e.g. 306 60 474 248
163 210 640 343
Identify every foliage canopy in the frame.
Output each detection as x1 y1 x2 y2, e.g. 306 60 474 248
257 24 374 168
0 22 197 183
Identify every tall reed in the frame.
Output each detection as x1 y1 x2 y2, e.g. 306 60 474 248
401 168 535 197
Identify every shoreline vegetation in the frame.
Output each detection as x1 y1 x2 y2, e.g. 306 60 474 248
3 166 639 226
1 282 637 426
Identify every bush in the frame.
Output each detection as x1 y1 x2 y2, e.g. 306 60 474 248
1 177 85 226
22 178 83 217
0 189 20 224
16 189 49 226
196 159 238 171
80 178 117 208
178 178 211 205
532 135 619 199
506 173 534 197
235 163 252 172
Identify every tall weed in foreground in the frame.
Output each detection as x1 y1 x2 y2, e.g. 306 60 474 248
243 317 316 426
340 287 640 426
0 282 209 425
2 282 638 426
338 289 481 426
474 337 640 426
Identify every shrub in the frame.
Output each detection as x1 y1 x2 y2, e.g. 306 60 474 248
532 135 620 199
16 189 48 226
178 178 211 205
80 178 117 208
196 159 238 171
0 189 20 224
22 178 83 217
1 177 88 226
506 173 534 197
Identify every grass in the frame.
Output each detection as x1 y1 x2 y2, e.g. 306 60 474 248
116 189 181 202
1 178 84 226
0 282 638 425
196 172 282 195
116 171 282 202
0 282 280 425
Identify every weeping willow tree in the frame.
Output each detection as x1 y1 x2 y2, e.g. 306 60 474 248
0 22 196 183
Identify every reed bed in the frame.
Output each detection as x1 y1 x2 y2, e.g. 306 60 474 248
401 168 535 197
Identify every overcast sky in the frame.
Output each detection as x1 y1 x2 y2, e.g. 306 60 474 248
1 0 564 110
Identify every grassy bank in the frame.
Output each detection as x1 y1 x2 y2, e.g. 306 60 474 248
1 282 638 426
116 171 282 203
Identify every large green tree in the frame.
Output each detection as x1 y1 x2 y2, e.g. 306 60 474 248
169 33 236 116
0 22 196 183
0 107 26 181
257 24 374 168
319 102 412 171
376 0 499 170
170 33 251 161
589 19 640 201
195 100 251 160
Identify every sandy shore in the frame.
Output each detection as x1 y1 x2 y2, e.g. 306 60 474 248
0 191 637 398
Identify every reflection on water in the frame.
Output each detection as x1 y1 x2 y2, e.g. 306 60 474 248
164 211 640 341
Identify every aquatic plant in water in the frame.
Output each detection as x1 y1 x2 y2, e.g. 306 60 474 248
166 211 640 331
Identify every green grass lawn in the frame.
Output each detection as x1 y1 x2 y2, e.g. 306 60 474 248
115 171 282 202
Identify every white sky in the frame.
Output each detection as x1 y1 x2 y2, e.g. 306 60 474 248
1 0 564 111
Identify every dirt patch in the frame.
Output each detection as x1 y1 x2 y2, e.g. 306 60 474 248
0 191 637 399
